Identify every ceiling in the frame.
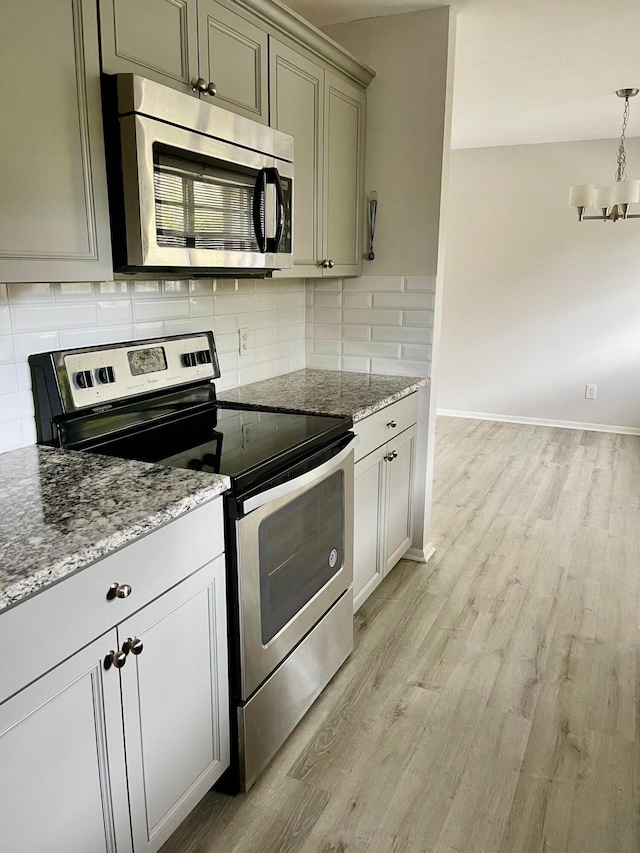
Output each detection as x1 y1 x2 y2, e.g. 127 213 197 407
283 0 640 149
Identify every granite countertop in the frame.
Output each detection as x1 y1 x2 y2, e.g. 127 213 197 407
0 446 230 613
219 369 428 422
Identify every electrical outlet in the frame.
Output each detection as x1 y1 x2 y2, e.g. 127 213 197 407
585 384 597 400
238 327 249 356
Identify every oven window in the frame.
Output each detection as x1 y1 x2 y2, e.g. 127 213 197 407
153 147 259 252
258 471 344 644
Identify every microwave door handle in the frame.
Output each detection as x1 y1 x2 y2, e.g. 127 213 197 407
265 168 285 253
252 168 267 253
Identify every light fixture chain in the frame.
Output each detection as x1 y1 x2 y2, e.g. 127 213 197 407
616 96 630 182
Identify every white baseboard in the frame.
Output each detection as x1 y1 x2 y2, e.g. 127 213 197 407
436 409 640 436
404 543 436 563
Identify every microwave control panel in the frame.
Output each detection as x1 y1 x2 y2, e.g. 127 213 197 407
62 334 216 409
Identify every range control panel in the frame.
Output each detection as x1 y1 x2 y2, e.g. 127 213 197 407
62 333 218 410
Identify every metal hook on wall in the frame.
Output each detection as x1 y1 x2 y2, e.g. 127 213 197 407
367 191 378 260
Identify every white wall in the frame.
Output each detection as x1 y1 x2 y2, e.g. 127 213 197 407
0 278 306 453
438 137 640 432
305 7 453 380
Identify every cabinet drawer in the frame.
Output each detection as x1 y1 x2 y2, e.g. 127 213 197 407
0 498 224 705
353 393 419 462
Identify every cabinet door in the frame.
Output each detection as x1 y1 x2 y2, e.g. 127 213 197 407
0 0 112 282
322 71 366 277
0 629 132 853
384 425 417 573
353 446 385 613
198 0 268 123
270 39 324 276
120 555 229 853
99 0 199 94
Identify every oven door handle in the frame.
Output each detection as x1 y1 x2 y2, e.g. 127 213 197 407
241 438 356 515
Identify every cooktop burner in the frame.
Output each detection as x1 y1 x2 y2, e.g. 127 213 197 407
90 403 351 491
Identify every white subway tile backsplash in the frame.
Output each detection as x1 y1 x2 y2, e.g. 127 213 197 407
313 339 341 355
402 344 432 361
273 323 304 343
16 363 31 391
313 323 342 341
373 292 433 310
311 308 342 324
404 276 436 292
0 364 18 395
372 326 431 344
163 318 213 336
133 281 161 296
370 358 429 377
189 280 214 295
97 300 132 326
11 302 98 332
12 331 60 362
188 296 214 316
402 310 435 327
345 276 403 292
312 292 342 309
0 390 34 423
97 281 130 297
254 327 275 348
133 322 164 339
163 280 190 296
133 299 189 322
341 356 370 373
342 325 371 341
343 292 372 309
238 362 274 385
56 282 94 300
343 340 400 359
343 308 401 326
256 342 289 364
214 293 256 315
274 307 304 326
60 326 133 349
311 278 342 292
0 421 24 451
306 353 341 370
7 283 55 303
0 306 11 335
0 336 14 365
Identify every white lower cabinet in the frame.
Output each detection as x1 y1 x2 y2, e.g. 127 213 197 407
122 558 229 852
353 397 419 613
0 629 132 853
0 531 229 853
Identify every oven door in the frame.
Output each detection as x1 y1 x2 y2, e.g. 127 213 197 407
235 439 354 701
117 113 293 272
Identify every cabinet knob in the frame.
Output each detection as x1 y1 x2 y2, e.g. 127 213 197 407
204 81 217 96
104 650 127 670
191 77 208 94
387 420 397 429
385 451 398 462
106 583 132 601
122 637 144 656
320 259 335 269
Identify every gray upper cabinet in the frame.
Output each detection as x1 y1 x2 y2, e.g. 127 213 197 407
99 0 268 122
99 0 199 92
323 72 366 277
0 0 112 282
270 42 366 277
270 39 323 274
198 0 268 123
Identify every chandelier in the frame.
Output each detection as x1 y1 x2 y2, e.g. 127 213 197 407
569 88 640 221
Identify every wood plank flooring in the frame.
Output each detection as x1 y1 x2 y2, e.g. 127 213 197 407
161 417 640 853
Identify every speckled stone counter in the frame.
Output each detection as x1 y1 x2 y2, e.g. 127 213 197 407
219 369 428 422
0 446 230 613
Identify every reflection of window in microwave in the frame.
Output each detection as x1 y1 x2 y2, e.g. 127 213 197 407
153 149 259 252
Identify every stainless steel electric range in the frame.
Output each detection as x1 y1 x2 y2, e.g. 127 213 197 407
29 332 355 791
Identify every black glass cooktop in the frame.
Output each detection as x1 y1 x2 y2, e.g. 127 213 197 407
90 403 351 491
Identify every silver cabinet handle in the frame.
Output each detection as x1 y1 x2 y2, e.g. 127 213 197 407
385 451 398 462
387 420 397 429
104 650 127 670
191 77 208 93
320 259 335 269
122 637 144 656
204 81 217 96
106 583 132 601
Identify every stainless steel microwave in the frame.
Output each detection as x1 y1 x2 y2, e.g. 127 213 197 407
104 75 294 278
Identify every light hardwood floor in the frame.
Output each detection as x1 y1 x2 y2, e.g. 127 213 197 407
162 417 640 853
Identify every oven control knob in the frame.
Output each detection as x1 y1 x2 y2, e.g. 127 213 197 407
197 349 212 365
182 352 198 367
74 370 94 389
97 366 115 385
